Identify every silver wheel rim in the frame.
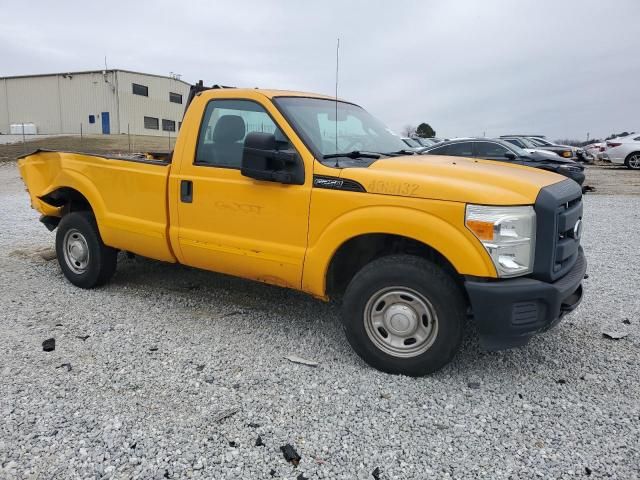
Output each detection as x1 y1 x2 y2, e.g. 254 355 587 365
364 287 439 358
629 155 640 169
62 228 90 274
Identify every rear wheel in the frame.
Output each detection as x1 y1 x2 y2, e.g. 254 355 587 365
56 212 117 288
341 255 465 376
625 153 640 169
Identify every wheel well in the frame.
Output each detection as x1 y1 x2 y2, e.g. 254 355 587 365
325 233 463 299
625 151 640 162
39 187 93 215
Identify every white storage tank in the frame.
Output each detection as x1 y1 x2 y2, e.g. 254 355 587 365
10 123 38 134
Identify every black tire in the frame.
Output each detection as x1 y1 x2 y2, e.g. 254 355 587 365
341 254 465 376
55 212 117 288
624 152 640 170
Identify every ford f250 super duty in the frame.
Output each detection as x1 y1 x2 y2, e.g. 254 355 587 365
18 83 586 376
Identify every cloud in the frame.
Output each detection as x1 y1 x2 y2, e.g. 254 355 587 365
1 0 639 140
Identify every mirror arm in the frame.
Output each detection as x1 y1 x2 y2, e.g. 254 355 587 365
242 167 292 184
274 150 297 164
271 171 292 183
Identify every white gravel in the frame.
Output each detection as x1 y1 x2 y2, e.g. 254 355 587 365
1 161 639 479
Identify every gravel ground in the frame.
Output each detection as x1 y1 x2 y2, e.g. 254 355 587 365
0 160 639 479
583 165 640 196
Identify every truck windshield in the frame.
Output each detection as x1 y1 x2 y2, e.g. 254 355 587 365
273 97 407 160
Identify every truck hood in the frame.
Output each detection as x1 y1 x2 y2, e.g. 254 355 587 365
340 155 565 205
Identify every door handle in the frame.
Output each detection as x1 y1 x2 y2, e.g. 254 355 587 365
180 180 193 203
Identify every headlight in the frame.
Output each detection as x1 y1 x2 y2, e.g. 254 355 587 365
465 205 536 278
561 151 572 158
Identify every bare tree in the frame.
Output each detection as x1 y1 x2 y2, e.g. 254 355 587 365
402 125 416 137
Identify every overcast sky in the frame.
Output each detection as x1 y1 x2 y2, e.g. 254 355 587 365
2 0 638 140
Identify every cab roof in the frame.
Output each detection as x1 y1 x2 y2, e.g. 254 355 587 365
199 87 342 101
253 89 338 100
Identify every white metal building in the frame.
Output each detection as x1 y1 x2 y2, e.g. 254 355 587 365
0 69 192 136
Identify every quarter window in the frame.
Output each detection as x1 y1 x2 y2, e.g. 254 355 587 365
195 99 291 169
133 83 149 96
169 92 183 104
426 145 449 155
144 116 159 130
162 119 176 132
476 142 511 157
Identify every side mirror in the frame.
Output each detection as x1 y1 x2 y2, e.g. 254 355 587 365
241 132 304 185
504 152 517 160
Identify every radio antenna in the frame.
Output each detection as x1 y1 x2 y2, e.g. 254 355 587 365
334 38 340 168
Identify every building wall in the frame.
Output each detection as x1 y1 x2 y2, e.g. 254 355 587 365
115 71 190 136
58 71 119 135
1 75 62 134
1 79 8 132
0 70 191 137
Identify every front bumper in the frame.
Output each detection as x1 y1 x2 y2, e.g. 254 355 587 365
465 248 587 350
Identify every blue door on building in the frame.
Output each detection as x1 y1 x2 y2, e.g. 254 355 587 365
101 112 110 134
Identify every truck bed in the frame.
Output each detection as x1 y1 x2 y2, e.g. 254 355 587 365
18 149 176 263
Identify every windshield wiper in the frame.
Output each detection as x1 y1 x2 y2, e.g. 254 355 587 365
323 151 381 160
382 149 416 156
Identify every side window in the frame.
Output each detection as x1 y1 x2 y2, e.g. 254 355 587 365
476 142 510 157
447 142 474 156
427 145 449 155
195 99 291 168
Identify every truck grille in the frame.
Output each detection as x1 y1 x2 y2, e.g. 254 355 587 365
532 179 583 282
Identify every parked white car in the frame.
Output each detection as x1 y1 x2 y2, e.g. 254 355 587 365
584 142 606 161
604 134 640 169
584 142 602 155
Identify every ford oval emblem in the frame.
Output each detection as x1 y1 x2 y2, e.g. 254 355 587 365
573 219 583 240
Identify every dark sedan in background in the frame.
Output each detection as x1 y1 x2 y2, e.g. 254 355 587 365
421 138 586 185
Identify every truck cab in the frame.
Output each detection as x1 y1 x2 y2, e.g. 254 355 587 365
18 86 586 376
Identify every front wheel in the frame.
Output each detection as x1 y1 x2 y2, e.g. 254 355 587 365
55 212 117 288
341 255 465 376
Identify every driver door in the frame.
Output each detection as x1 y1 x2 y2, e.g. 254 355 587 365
173 98 311 289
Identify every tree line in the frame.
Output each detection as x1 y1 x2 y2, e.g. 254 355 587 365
403 123 436 138
555 131 636 147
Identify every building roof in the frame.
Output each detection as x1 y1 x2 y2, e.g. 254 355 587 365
0 69 192 86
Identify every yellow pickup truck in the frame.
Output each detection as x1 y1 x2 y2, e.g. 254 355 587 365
18 84 586 376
